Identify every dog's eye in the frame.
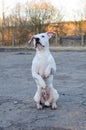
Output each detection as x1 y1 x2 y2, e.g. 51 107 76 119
42 35 45 38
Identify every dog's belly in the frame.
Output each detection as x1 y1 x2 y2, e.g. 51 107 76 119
36 57 49 77
37 63 48 77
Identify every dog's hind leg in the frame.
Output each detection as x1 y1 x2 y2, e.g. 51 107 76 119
46 75 59 109
51 88 59 109
34 88 43 110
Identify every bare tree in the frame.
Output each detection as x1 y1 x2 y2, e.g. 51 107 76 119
3 0 64 46
8 2 30 45
73 9 85 45
26 0 58 33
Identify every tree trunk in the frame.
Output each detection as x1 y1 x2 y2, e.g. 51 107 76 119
81 33 84 46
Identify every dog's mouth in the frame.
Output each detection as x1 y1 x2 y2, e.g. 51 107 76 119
35 42 44 48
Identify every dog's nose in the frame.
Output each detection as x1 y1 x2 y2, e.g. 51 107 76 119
35 38 40 42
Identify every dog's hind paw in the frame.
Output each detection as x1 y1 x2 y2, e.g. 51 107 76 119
51 103 57 110
37 104 43 110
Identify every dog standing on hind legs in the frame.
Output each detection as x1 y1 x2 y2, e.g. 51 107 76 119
29 32 59 110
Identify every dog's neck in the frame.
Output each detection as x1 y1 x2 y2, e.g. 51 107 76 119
36 46 50 55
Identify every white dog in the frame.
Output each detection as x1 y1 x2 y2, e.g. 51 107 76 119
29 32 59 109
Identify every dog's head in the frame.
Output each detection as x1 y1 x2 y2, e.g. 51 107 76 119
29 32 56 50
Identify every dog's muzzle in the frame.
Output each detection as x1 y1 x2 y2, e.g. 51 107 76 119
35 38 44 48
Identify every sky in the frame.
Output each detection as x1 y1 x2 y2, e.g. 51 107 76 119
0 0 86 21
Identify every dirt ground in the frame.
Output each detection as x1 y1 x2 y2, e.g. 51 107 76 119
0 50 86 130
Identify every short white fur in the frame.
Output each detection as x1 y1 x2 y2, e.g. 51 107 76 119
30 32 59 109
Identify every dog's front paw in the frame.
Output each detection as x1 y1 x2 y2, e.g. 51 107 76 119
51 102 57 110
37 103 43 110
41 86 46 89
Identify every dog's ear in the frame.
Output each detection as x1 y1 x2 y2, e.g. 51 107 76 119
28 36 34 44
47 32 56 39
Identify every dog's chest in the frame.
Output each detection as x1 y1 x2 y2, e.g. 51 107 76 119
35 53 50 76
